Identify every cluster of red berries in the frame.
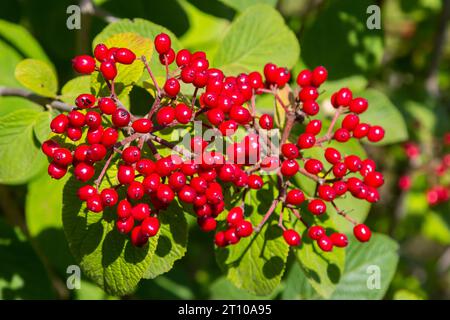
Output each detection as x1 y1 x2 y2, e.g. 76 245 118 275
214 207 253 247
43 32 383 250
72 43 136 80
399 137 450 206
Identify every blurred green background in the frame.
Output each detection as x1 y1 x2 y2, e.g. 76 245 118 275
0 0 450 300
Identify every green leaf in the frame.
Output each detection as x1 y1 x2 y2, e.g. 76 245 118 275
329 234 399 299
91 32 152 102
210 276 278 299
216 181 290 296
179 0 229 60
219 0 277 11
62 164 159 296
0 97 41 118
357 88 408 146
25 172 75 274
93 18 181 93
213 4 300 75
14 59 58 97
0 19 50 63
143 201 188 279
281 262 321 299
60 76 91 104
291 212 346 298
0 109 50 184
301 0 383 79
0 218 55 299
0 40 23 87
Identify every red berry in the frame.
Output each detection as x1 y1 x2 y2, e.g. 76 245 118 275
94 44 108 62
72 55 96 74
87 143 107 162
296 69 312 87
131 203 150 221
353 123 370 139
141 217 160 237
117 199 132 219
349 97 368 114
132 118 153 133
127 181 145 200
215 231 227 247
353 224 371 242
164 78 180 97
297 133 316 149
136 159 155 175
53 148 73 167
364 171 384 188
156 184 175 204
115 48 136 64
274 67 290 87
159 48 175 65
308 226 325 240
308 199 327 215
345 155 362 172
87 126 104 145
117 165 135 184
318 184 336 202
259 114 274 130
342 114 360 131
229 105 251 125
248 71 263 89
305 119 322 135
281 159 299 177
302 100 320 115
48 162 67 179
156 106 175 126
367 126 385 142
174 103 192 124
332 162 347 178
281 143 299 159
130 226 149 247
74 163 95 182
112 109 131 127
101 128 119 148
116 216 134 234
100 60 117 80
298 86 319 101
317 236 333 251
333 181 348 196
334 128 351 142
176 49 191 66
86 194 103 213
77 185 97 201
154 33 171 54
330 233 348 248
248 174 263 189
142 173 161 193
168 172 186 191
227 207 244 227
42 139 60 157
263 63 278 83
286 189 305 205
224 228 240 245
98 97 117 115
283 229 301 246
236 220 253 237
311 66 328 87
198 216 217 232
207 108 225 126
178 185 197 203
68 110 85 127
85 111 102 129
50 114 69 133
304 159 323 175
335 88 353 106
100 188 118 207
324 147 341 164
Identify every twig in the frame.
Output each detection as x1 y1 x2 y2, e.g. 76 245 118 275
0 87 74 112
94 150 115 189
79 0 119 23
141 55 162 97
331 201 358 225
254 199 279 232
315 108 343 144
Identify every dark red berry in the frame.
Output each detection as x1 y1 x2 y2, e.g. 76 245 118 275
283 229 301 246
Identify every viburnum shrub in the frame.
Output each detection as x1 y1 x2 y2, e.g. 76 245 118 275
42 33 385 252
399 136 450 206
